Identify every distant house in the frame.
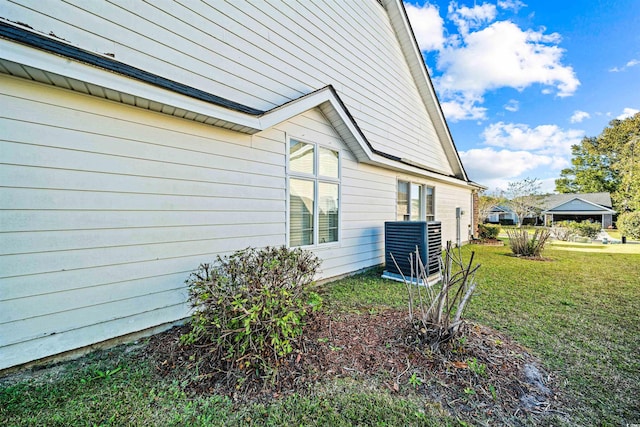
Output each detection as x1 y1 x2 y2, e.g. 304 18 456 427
542 193 615 227
485 205 541 225
0 1 483 370
486 205 518 225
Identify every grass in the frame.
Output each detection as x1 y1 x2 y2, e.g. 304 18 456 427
549 239 640 253
0 350 449 426
2 242 639 425
466 242 640 425
606 229 622 239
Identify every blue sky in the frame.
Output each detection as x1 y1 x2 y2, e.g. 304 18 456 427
404 0 640 193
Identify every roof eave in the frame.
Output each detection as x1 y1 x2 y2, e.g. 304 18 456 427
0 19 476 189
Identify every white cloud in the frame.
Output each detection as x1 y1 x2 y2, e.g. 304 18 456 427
570 110 590 123
448 2 497 35
616 107 639 120
538 177 559 194
436 21 579 101
441 95 487 121
404 2 445 51
504 99 519 112
461 121 586 192
459 147 555 180
609 59 639 72
404 1 579 122
497 0 527 12
482 121 583 156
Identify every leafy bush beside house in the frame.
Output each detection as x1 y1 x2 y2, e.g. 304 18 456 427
181 246 322 381
617 211 640 239
478 224 500 240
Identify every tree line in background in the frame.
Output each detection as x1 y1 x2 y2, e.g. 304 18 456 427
556 112 640 213
477 113 640 237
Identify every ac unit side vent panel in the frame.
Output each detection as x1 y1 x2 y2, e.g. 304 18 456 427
383 221 442 282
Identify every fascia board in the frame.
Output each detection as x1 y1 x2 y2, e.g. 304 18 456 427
1 26 475 189
367 152 476 188
261 88 475 188
258 87 374 163
0 37 262 130
542 210 616 215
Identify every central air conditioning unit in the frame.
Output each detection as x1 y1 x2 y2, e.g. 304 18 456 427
382 221 442 285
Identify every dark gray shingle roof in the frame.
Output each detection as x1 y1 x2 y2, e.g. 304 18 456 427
541 192 612 210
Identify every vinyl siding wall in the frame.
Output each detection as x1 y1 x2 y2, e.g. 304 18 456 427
0 74 471 369
0 75 287 369
0 0 454 175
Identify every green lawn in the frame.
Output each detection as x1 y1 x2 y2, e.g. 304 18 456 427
2 243 639 426
464 243 640 424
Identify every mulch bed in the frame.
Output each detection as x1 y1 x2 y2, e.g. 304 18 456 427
145 310 572 425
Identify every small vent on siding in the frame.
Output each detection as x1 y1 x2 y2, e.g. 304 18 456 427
382 221 442 285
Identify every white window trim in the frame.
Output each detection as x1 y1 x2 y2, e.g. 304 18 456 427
425 185 436 222
287 136 341 248
397 179 436 222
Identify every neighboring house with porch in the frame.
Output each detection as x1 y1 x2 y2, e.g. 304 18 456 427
542 193 615 227
0 1 482 370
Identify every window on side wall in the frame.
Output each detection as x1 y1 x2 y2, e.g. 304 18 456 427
397 180 435 221
289 139 340 247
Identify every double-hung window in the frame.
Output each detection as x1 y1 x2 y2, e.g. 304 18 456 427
397 180 435 221
289 139 340 246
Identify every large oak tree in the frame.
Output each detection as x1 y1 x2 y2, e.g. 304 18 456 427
555 113 640 212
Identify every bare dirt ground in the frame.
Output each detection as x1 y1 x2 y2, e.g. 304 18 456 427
146 309 573 425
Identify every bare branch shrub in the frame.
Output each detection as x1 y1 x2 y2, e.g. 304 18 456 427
550 226 574 241
506 229 551 257
392 242 480 352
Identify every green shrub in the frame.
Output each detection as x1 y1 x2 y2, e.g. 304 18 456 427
182 246 322 377
478 224 500 240
568 221 602 239
506 228 551 257
499 218 515 226
617 211 640 239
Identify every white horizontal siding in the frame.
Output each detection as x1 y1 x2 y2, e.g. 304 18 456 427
0 210 284 233
0 72 472 369
2 279 187 342
0 0 454 174
1 304 187 369
434 184 474 244
0 75 288 369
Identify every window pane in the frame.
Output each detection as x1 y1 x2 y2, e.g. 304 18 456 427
425 186 434 219
319 147 339 178
290 140 314 174
318 182 339 243
397 181 410 220
289 179 314 246
410 183 422 221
